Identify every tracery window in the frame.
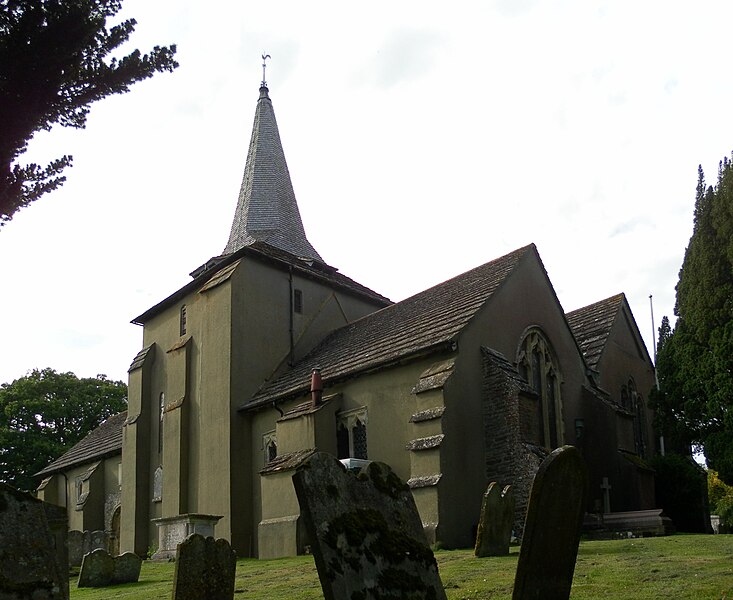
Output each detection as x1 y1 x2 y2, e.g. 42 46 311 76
516 328 564 449
336 407 368 460
628 378 647 458
263 431 277 465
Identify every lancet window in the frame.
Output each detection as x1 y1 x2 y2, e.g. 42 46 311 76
628 378 647 458
158 392 165 454
516 328 564 449
336 407 368 460
263 431 277 465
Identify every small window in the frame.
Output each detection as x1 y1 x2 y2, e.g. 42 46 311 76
293 289 303 314
75 477 84 503
336 407 368 460
180 304 187 336
263 431 277 465
159 392 165 454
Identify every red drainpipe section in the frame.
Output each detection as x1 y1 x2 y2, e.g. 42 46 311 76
311 369 323 407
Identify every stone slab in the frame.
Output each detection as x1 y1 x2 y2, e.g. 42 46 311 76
292 452 447 600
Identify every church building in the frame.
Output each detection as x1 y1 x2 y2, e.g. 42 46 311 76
37 79 658 558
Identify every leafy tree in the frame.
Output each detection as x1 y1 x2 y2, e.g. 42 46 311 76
654 158 733 484
708 470 733 532
0 368 127 492
0 0 178 225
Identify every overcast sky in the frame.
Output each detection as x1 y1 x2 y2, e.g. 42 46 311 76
2 0 733 385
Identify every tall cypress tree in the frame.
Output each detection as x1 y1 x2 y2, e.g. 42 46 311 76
656 158 733 484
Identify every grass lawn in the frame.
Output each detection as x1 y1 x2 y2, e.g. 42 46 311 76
70 534 733 599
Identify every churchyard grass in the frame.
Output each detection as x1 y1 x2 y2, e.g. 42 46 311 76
69 534 732 599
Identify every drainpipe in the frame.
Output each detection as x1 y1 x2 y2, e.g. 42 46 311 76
311 369 323 408
288 267 295 366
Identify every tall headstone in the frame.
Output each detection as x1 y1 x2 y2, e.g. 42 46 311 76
513 445 588 600
0 483 67 600
172 534 236 600
292 452 447 600
474 482 515 557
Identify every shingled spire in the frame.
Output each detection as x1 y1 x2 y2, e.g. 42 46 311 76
223 84 323 262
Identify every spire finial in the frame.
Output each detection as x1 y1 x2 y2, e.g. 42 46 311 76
261 53 271 87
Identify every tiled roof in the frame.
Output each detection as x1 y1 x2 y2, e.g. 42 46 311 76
242 245 534 410
565 294 625 369
133 241 390 325
36 411 127 477
223 86 322 262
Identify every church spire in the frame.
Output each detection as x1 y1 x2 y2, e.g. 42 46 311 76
223 68 323 263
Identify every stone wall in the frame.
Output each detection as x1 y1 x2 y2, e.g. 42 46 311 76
481 347 547 538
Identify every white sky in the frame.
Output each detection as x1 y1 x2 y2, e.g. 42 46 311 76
2 0 733 385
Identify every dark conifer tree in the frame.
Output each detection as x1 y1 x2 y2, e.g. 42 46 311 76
0 0 177 224
655 159 733 484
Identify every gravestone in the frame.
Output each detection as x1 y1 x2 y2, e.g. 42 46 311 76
292 452 447 600
76 549 141 587
513 445 588 600
90 530 108 553
77 549 114 588
112 552 142 584
68 530 84 567
474 482 515 557
0 483 67 600
172 534 236 600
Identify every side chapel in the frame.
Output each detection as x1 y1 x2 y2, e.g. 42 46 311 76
37 79 658 558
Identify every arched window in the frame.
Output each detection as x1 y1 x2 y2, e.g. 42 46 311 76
516 328 563 449
263 431 278 465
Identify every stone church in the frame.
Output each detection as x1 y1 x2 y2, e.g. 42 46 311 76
37 81 658 558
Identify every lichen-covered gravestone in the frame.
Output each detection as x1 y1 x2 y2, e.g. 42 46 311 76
172 534 236 600
77 549 114 588
292 452 447 600
474 482 515 557
0 483 67 600
513 445 588 600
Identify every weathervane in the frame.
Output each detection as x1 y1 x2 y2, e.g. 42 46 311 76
261 53 271 87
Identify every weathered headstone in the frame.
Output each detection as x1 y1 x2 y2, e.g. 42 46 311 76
513 445 588 600
0 483 67 600
68 530 84 568
77 549 114 588
76 549 141 588
292 452 447 600
111 552 142 584
90 530 109 554
172 534 236 600
474 482 515 557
